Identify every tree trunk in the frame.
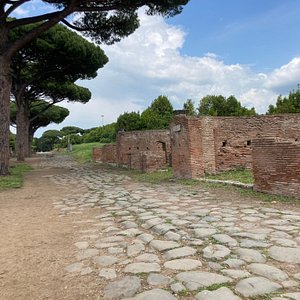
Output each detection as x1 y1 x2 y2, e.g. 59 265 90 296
0 55 12 175
15 98 30 161
28 129 35 157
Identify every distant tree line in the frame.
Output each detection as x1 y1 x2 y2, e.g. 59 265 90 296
18 84 300 152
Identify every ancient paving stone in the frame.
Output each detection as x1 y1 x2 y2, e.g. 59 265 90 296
270 238 298 247
269 246 300 263
125 288 177 300
235 276 282 297
77 248 99 260
152 224 175 235
118 228 142 237
164 259 202 271
137 233 154 244
127 243 145 257
222 269 251 279
103 276 141 299
150 240 180 252
93 255 118 266
122 221 138 229
170 282 186 293
124 262 161 274
176 271 232 291
164 246 197 260
223 258 246 269
74 241 89 250
282 280 299 288
135 253 160 263
164 231 181 241
65 262 84 273
212 234 238 247
208 262 222 271
240 239 270 248
248 263 288 281
108 247 124 255
99 268 117 279
281 292 300 299
144 218 164 229
196 287 242 300
97 235 125 243
203 244 231 260
235 248 266 263
147 273 172 286
194 228 217 238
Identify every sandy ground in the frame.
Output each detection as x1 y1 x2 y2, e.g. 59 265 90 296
0 158 104 300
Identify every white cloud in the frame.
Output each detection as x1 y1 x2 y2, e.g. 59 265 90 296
38 12 300 136
264 57 300 92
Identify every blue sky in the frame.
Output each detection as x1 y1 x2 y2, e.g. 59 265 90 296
10 0 300 134
167 0 300 71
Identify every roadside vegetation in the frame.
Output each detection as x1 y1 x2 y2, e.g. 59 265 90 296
67 142 106 163
204 168 254 184
0 164 32 191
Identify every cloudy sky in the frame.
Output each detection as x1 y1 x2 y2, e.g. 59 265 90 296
12 0 300 135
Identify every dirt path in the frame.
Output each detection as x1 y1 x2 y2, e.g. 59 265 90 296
0 158 103 300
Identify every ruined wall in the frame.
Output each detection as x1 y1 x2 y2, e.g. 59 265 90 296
214 115 300 172
92 147 102 161
116 129 171 172
170 115 204 178
252 138 300 198
92 144 116 163
171 114 300 177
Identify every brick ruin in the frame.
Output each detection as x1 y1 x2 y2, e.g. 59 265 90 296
92 144 117 164
252 137 300 198
93 114 300 198
171 114 300 175
93 129 171 173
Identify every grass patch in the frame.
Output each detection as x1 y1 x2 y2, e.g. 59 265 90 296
131 168 173 184
67 142 106 162
0 163 32 191
204 168 254 184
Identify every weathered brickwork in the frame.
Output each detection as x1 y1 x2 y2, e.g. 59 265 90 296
92 144 116 164
213 115 300 172
253 138 300 198
92 129 171 172
116 130 170 172
170 115 204 178
171 114 300 178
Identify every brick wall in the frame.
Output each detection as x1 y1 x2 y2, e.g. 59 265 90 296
116 129 171 172
92 144 116 163
171 114 300 177
92 147 102 161
214 115 300 172
252 138 300 198
170 115 204 178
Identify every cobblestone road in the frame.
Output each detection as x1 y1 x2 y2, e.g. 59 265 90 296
44 155 300 299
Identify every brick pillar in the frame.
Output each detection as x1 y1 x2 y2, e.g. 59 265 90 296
170 115 204 178
252 137 300 198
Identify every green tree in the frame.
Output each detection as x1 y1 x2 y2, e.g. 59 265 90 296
183 99 196 116
141 95 174 129
83 123 116 143
267 85 300 114
36 130 63 152
11 23 108 162
198 95 256 116
0 0 189 175
116 112 142 132
60 126 85 136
